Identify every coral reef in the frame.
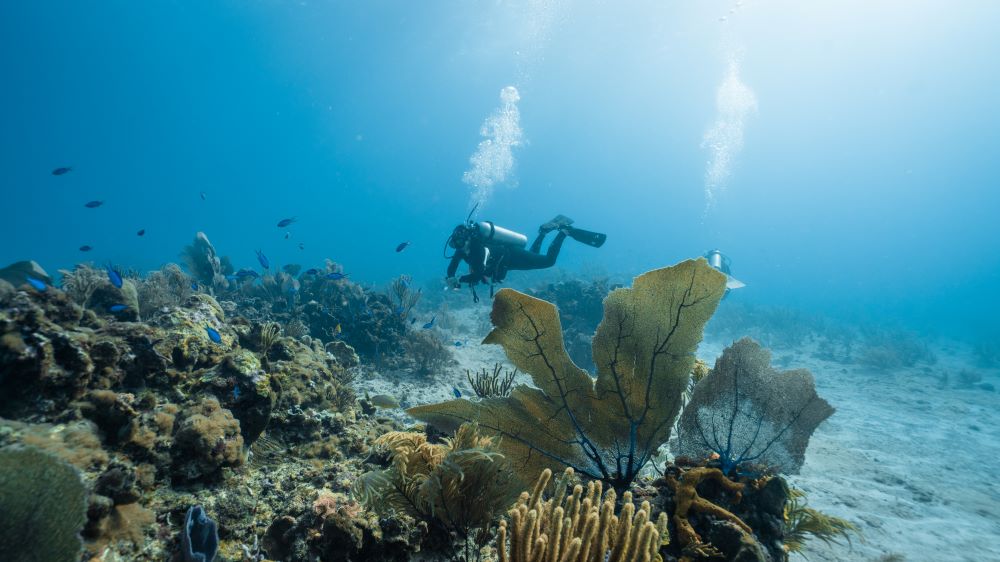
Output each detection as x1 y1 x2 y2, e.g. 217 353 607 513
410 259 727 492
497 467 667 562
675 338 834 475
0 445 88 562
0 271 380 560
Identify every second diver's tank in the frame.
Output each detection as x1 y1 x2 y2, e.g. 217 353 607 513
705 249 731 275
472 221 528 248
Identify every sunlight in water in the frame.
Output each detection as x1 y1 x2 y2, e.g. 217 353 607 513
463 85 523 213
702 53 757 209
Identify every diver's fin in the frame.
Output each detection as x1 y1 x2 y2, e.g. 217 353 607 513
540 214 575 232
565 227 607 248
725 276 745 290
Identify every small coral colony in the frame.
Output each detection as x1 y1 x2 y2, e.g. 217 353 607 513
0 236 851 561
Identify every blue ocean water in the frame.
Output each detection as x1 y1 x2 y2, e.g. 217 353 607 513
1 0 998 343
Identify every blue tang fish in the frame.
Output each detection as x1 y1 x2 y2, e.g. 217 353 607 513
452 387 462 398
325 272 349 281
422 315 436 330
109 304 129 312
205 326 222 344
106 265 123 289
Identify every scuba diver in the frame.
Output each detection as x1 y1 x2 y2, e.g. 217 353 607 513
446 214 607 301
704 249 746 298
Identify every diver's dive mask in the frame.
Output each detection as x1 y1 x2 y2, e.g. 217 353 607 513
448 224 471 249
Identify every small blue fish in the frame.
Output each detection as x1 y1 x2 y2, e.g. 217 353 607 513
232 385 241 399
277 217 297 228
422 315 436 330
105 265 123 289
255 250 270 270
190 281 199 291
200 192 207 200
410 317 417 325
25 276 47 292
52 166 72 175
84 200 103 208
236 268 259 279
395 305 405 315
298 242 305 250
325 272 349 281
454 341 463 347
395 241 410 253
79 245 93 252
108 304 129 312
304 268 319 275
452 387 462 398
137 229 146 236
205 326 222 344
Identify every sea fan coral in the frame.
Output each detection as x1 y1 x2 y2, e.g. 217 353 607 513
409 259 727 492
674 337 834 475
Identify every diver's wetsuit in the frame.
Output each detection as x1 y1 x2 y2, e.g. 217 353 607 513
447 229 568 286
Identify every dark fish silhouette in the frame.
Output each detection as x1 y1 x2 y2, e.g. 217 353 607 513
137 229 145 236
452 387 462 398
190 281 199 291
395 241 410 253
255 250 270 270
84 200 103 208
277 218 297 228
298 243 305 250
200 192 207 200
410 317 417 325
284 232 290 240
79 245 93 252
205 326 222 344
304 268 319 275
105 265 123 289
454 341 463 347
422 315 436 330
325 272 348 281
52 167 72 176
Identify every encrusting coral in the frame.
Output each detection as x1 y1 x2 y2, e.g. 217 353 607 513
497 467 667 562
409 259 727 492
674 337 834 475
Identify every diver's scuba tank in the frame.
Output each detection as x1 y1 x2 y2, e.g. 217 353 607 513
471 221 528 248
705 249 731 275
704 249 745 292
